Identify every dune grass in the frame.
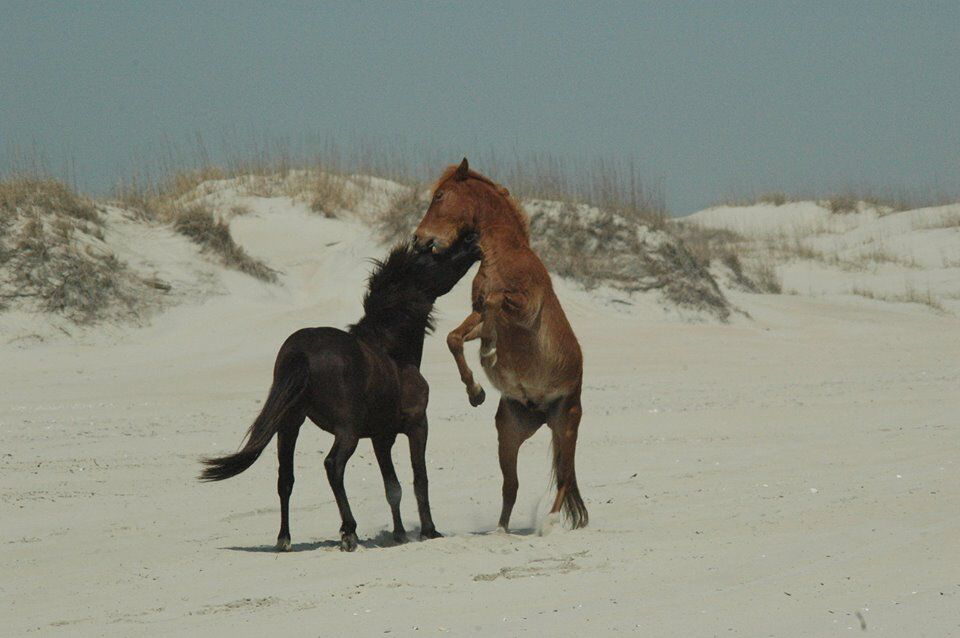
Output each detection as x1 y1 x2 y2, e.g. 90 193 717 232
172 204 277 283
850 284 945 313
714 187 958 215
0 177 141 323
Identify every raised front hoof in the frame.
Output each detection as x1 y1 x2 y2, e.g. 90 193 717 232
275 537 292 552
468 386 486 407
339 532 359 552
419 529 443 541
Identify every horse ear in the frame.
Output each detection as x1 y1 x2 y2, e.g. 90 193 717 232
454 157 469 181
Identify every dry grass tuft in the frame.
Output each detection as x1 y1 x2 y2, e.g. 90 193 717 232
375 186 427 242
307 172 357 217
530 203 732 318
1 177 101 225
114 167 280 282
825 195 860 215
850 284 945 313
759 192 788 206
750 260 782 294
172 204 277 283
672 222 781 293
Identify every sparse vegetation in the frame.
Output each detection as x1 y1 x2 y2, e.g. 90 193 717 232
307 172 356 217
850 284 945 313
1 177 101 226
529 203 732 319
173 204 277 283
8 139 955 329
853 247 919 269
0 177 144 324
376 186 427 242
750 260 782 294
714 188 958 214
672 222 782 294
924 211 960 229
825 194 859 215
759 192 788 206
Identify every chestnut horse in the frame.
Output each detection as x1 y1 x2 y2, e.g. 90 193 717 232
413 158 588 531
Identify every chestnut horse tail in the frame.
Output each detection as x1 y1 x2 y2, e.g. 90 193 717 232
199 353 308 482
550 439 589 528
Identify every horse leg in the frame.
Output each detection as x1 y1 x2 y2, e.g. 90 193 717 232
479 292 503 368
546 393 588 530
276 421 303 551
495 398 542 532
324 434 360 551
372 433 407 544
407 419 441 540
447 311 485 406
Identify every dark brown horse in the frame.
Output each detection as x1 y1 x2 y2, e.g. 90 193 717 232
413 159 588 532
199 237 479 551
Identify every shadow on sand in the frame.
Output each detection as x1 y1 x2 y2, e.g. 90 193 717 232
222 525 540 554
223 529 421 553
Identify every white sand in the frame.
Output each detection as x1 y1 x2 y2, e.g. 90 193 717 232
686 201 960 311
3 194 959 636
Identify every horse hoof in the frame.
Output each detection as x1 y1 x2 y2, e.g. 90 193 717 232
495 525 509 535
393 531 409 544
420 529 443 541
276 537 292 552
538 512 561 537
339 533 359 552
469 386 486 407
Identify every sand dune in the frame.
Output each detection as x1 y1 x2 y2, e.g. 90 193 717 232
686 200 960 312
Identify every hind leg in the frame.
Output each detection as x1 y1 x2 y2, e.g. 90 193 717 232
495 399 543 532
407 419 442 540
276 420 304 551
324 434 360 551
372 434 407 544
546 394 587 529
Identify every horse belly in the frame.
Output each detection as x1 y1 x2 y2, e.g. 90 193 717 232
480 315 579 408
482 347 564 408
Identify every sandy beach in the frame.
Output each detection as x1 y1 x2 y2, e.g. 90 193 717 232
3 188 959 636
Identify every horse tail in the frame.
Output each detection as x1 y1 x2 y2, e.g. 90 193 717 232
199 353 308 482
550 441 589 528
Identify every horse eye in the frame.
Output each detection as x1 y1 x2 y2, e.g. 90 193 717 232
433 190 444 202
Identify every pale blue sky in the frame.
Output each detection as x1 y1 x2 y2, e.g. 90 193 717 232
2 1 958 212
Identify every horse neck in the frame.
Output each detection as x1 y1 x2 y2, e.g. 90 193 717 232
350 303 432 368
477 204 529 263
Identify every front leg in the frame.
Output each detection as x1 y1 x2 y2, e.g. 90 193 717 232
372 434 407 544
446 311 486 407
407 421 442 540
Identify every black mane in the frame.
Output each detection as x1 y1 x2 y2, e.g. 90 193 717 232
348 243 436 362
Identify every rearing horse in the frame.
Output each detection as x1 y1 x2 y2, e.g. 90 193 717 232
413 158 588 531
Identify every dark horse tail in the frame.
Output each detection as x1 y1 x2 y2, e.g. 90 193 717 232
199 353 308 482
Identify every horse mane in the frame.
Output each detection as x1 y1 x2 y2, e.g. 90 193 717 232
434 164 530 241
348 244 436 353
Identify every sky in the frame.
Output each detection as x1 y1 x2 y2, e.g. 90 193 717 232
2 1 958 213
